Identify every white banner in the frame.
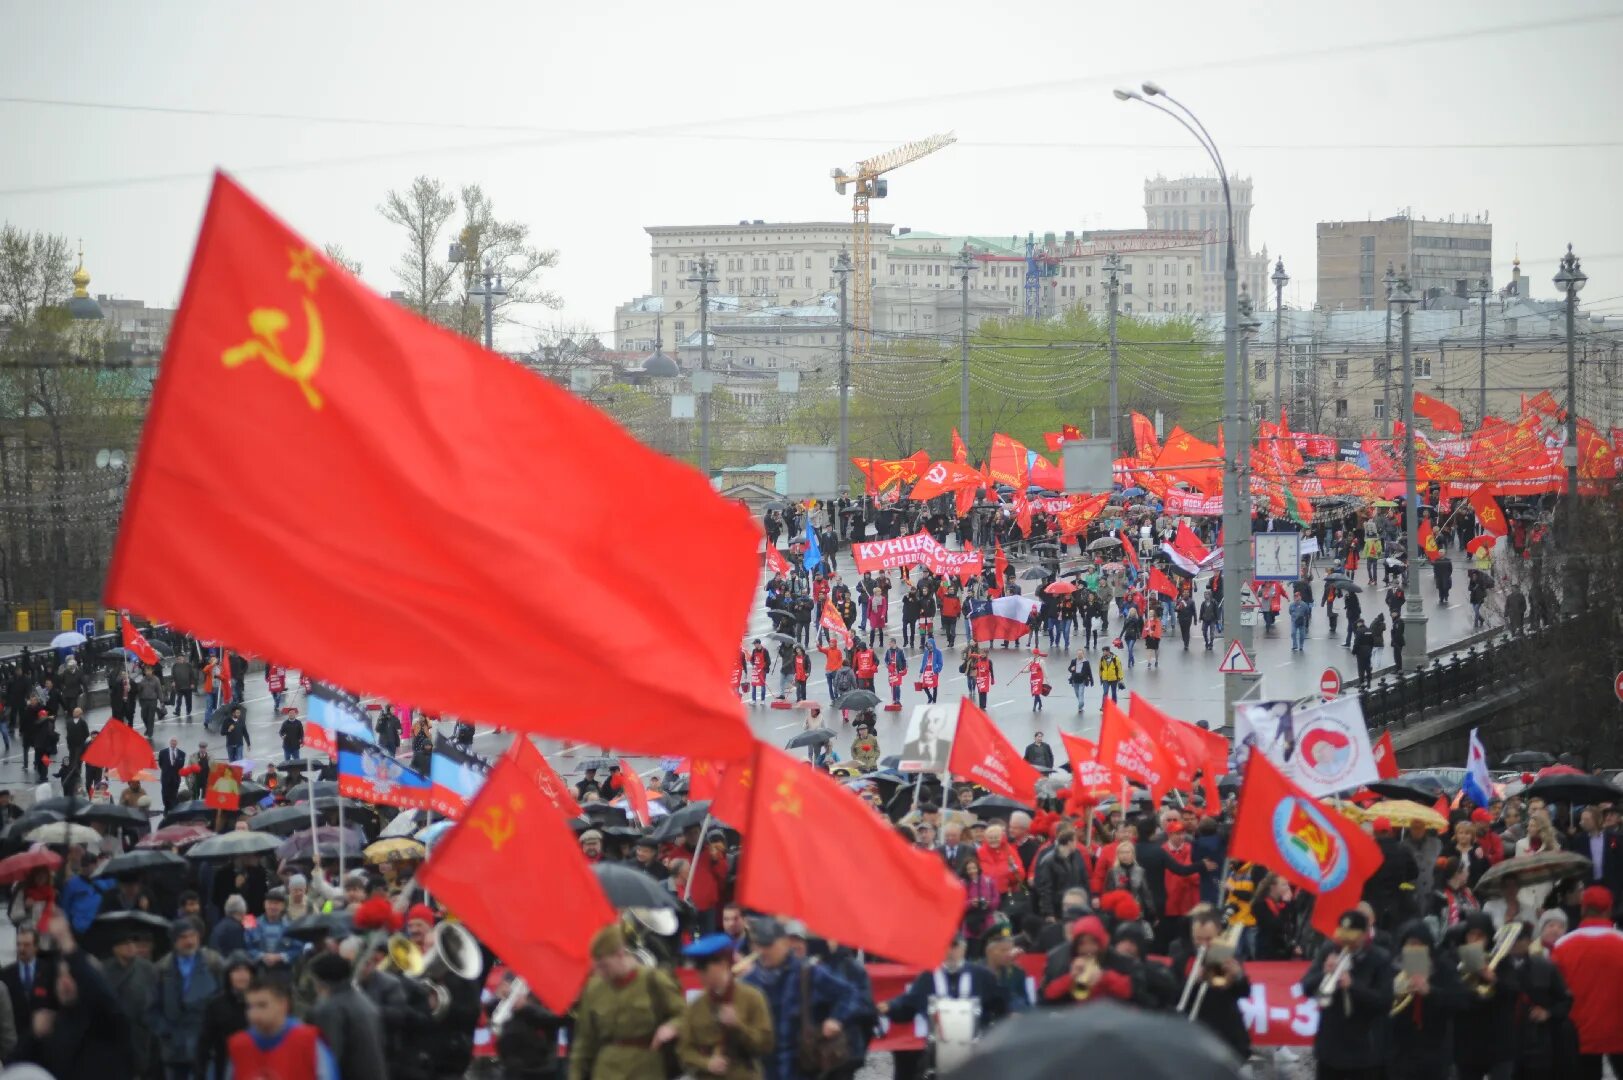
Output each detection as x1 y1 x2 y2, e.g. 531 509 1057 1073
1233 695 1377 797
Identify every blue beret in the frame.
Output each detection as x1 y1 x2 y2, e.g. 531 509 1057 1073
682 932 736 961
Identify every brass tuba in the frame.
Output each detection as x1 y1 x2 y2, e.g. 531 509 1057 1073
381 923 483 1018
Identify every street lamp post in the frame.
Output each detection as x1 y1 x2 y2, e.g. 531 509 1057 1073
1473 276 1493 424
1105 252 1122 462
1553 245 1587 613
954 248 975 441
1390 268 1426 668
1116 81 1255 712
466 263 507 351
1271 257 1289 423
1382 264 1396 436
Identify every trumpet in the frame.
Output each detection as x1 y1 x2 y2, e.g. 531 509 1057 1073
1070 957 1102 1001
490 976 529 1037
1462 924 1519 999
1175 946 1207 1014
1186 925 1244 1022
1317 950 1352 1016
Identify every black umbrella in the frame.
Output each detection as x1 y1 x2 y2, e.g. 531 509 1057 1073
1018 567 1048 580
79 804 152 831
277 826 367 862
86 910 175 959
593 863 675 910
187 831 282 860
582 803 631 828
97 849 188 877
238 782 271 806
967 795 1032 820
1521 773 1623 805
33 796 92 817
248 804 323 836
1365 780 1441 805
161 800 217 825
835 690 881 711
4 809 64 841
1500 751 1557 769
284 781 342 803
944 1001 1241 1080
286 911 354 942
786 728 835 750
766 610 797 631
650 801 712 842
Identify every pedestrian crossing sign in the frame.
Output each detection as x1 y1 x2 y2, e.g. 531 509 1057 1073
1217 639 1255 675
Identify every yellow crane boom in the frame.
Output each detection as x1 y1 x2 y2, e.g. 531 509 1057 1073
831 132 956 353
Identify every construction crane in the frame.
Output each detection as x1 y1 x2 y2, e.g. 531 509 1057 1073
831 132 956 352
1022 233 1060 320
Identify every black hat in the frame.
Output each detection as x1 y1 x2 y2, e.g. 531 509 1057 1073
634 837 659 850
1337 909 1371 933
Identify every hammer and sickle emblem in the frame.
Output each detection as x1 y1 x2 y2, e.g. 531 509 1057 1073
770 779 802 817
221 296 326 410
471 803 518 851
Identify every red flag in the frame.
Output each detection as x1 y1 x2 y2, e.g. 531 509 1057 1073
1042 431 1063 453
1164 718 1230 817
82 719 158 781
988 433 1028 488
765 544 791 576
1011 492 1033 538
1096 697 1175 801
1413 392 1463 434
1418 519 1441 561
1148 567 1177 599
1466 483 1507 537
419 742 617 1012
709 757 755 828
819 599 853 650
1230 753 1383 937
1525 389 1563 419
683 759 722 804
734 742 965 968
1057 732 1115 803
1061 423 1082 442
203 762 244 811
511 735 582 818
1122 534 1140 571
1371 731 1399 780
951 428 969 465
104 174 759 762
618 759 652 824
910 460 983 501
948 698 1042 805
120 615 161 667
1131 413 1161 462
994 540 1007 593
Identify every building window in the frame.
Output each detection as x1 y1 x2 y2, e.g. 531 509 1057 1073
1374 357 1388 378
1413 357 1432 378
1186 283 1193 295
1255 358 1266 379
1124 302 1133 313
1360 236 1376 252
1085 284 1093 296
1335 358 1348 378
1336 399 1349 418
1123 283 1132 295
661 280 668 292
804 257 812 269
675 321 686 338
1373 400 1387 420
1086 265 1093 277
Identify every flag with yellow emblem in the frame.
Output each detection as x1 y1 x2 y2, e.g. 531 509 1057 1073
734 741 965 968
419 739 615 1011
1467 483 1507 537
104 174 759 761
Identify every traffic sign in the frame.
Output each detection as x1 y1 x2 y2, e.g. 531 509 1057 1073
1320 667 1343 699
1615 670 1623 703
74 618 96 639
1217 639 1256 675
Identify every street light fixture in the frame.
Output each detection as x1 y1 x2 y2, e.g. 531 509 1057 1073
1271 258 1289 422
1116 80 1254 713
1472 276 1493 424
1553 244 1587 611
1389 267 1426 667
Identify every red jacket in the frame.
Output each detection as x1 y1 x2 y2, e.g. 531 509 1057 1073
1553 919 1623 1054
1161 842 1199 917
976 841 1025 896
688 848 732 914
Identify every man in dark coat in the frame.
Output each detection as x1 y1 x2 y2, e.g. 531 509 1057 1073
158 737 187 810
1387 919 1468 1080
1022 732 1055 769
2 927 59 1063
309 952 389 1080
1300 909 1394 1077
1362 818 1420 932
1167 907 1250 1061
24 914 131 1080
1032 827 1090 921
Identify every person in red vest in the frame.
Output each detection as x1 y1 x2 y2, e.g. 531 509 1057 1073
883 639 907 705
852 643 877 690
265 663 287 712
973 651 995 709
1022 650 1046 712
791 647 811 702
1552 885 1623 1079
746 640 771 704
228 975 339 1079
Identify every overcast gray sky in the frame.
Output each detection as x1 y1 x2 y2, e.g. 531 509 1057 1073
4 1 1621 349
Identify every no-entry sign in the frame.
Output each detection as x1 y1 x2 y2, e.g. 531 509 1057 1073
1320 667 1342 699
1615 670 1623 703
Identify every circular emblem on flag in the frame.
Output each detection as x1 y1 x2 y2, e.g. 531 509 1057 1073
1271 795 1350 893
1295 713 1360 788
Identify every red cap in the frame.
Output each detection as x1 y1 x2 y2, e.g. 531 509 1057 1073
1581 885 1613 915
1470 808 1491 824
1069 915 1108 946
1372 817 1393 834
405 903 437 927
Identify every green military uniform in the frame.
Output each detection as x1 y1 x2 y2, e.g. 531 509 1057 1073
850 733 881 770
676 979 774 1080
569 965 686 1080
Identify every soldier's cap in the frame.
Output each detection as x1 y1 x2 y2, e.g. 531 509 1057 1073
682 933 735 964
1338 909 1371 933
981 915 1013 944
590 923 625 960
748 916 786 946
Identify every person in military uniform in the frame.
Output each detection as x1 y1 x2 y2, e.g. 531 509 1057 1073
880 933 1006 1080
980 916 1032 1014
1300 908 1394 1080
676 933 773 1080
569 925 686 1080
848 722 881 771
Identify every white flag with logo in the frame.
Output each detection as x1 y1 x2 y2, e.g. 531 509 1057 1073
1233 695 1378 797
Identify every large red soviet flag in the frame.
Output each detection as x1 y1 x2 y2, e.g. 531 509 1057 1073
105 174 758 760
948 697 1041 805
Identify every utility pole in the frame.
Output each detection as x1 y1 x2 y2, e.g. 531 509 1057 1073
1271 257 1289 423
1474 276 1492 423
467 262 507 351
687 255 718 476
1239 287 1260 453
955 249 974 440
835 251 852 506
1391 268 1426 667
1105 252 1121 461
1554 244 1587 613
1382 263 1396 436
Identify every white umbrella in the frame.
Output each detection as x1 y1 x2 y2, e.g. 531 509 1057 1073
25 822 102 847
50 631 87 649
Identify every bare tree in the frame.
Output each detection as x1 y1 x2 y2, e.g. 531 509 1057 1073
321 243 363 279
443 183 562 339
379 177 457 319
0 226 73 324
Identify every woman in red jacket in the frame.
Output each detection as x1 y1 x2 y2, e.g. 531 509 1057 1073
1159 822 1200 952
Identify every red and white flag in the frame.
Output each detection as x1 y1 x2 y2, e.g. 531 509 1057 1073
819 599 853 649
121 615 161 667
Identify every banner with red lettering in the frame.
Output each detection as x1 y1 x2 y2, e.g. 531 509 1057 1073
927 546 983 581
1164 489 1223 516
851 531 945 572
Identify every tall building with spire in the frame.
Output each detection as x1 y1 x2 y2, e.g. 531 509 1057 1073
1143 175 1271 310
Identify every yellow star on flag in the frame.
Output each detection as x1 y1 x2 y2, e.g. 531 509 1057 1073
287 247 324 294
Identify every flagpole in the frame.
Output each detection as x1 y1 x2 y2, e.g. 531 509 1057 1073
681 812 712 904
308 763 321 866
337 793 347 882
